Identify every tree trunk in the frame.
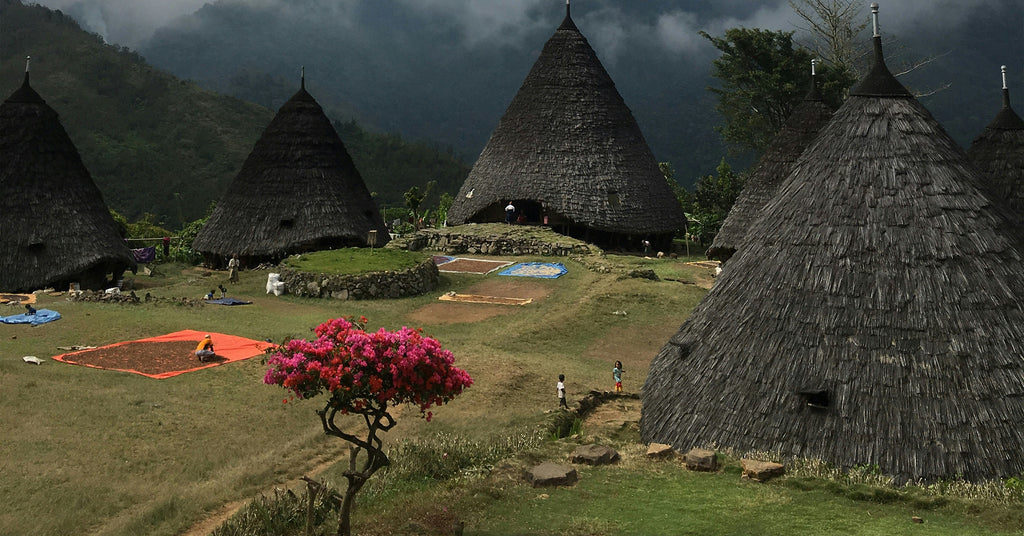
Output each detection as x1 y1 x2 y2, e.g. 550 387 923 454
336 477 364 536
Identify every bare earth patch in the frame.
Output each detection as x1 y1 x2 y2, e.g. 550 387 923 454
584 395 642 438
58 340 216 374
436 258 511 274
408 279 553 325
583 319 681 373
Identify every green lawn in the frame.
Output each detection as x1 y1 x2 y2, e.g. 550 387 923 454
279 247 429 274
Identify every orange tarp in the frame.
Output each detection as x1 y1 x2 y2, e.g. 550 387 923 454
52 330 275 379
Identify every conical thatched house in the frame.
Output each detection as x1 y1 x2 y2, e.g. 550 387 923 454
641 7 1024 483
193 77 388 264
446 3 685 250
707 65 834 263
967 66 1024 224
0 66 135 292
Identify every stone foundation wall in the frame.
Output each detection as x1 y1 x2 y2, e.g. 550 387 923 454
278 258 439 300
392 227 595 257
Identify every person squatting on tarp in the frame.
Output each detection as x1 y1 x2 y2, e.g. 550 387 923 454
193 334 216 362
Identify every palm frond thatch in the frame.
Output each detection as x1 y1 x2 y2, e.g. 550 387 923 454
446 5 685 246
641 32 1024 483
193 80 389 263
0 72 135 292
708 78 834 262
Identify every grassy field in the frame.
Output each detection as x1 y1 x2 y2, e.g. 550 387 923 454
1 247 1022 536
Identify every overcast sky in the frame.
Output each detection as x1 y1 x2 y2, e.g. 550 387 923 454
32 0 1010 54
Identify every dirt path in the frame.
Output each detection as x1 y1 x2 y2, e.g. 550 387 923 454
180 454 342 536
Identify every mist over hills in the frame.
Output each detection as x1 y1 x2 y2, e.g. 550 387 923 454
11 0 1024 220
123 0 1024 185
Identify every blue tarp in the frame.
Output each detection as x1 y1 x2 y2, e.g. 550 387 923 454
204 298 252 306
1 309 62 325
498 262 568 279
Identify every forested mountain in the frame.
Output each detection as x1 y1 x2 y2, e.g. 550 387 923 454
0 0 468 229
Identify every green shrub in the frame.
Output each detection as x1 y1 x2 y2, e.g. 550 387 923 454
364 430 539 497
211 486 339 536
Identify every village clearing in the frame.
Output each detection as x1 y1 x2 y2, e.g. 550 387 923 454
1 252 1022 535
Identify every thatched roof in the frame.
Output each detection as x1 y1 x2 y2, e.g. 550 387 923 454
967 67 1024 224
707 72 834 262
0 70 135 292
641 24 1024 483
446 4 685 238
193 78 389 261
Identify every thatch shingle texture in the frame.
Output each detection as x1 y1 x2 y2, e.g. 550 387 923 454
708 84 833 262
194 83 389 261
641 39 1024 483
967 88 1024 226
446 12 685 236
0 74 135 292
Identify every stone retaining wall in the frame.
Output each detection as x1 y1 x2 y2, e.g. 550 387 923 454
390 227 594 257
278 258 439 300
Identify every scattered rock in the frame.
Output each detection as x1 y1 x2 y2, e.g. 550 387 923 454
569 444 620 466
912 516 924 524
646 443 675 459
685 448 719 472
525 462 578 487
741 459 785 482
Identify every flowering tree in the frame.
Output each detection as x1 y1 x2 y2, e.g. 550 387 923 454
264 317 473 536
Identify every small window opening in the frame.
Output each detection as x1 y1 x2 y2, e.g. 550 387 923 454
607 191 620 207
279 218 294 229
28 241 45 253
800 390 829 409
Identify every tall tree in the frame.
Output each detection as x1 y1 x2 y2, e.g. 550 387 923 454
789 0 867 83
689 159 744 244
702 28 853 155
789 0 947 97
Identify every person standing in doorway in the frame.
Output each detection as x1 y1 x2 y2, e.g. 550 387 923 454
505 201 516 224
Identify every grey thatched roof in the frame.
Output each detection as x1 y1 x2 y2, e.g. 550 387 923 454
641 31 1024 483
446 5 685 236
708 74 834 262
967 70 1024 225
193 79 389 260
0 71 135 292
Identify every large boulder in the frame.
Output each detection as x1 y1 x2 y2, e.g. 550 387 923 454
684 448 719 472
646 443 675 459
741 459 785 482
525 462 578 487
569 444 620 466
